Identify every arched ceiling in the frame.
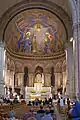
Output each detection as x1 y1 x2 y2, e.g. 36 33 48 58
0 0 72 59
4 9 66 56
0 0 71 18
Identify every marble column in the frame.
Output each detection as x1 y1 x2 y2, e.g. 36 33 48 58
28 73 34 87
5 70 14 94
54 73 62 94
18 73 24 95
73 25 80 98
60 72 63 86
62 71 67 94
0 42 5 97
44 73 51 87
72 0 80 99
10 71 15 93
4 70 9 87
66 42 75 98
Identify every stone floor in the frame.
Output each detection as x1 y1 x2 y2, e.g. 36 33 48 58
54 105 68 120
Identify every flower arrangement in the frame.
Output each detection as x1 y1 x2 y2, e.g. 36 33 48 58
30 90 36 93
41 90 46 93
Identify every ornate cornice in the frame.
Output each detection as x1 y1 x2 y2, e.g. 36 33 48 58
6 47 66 60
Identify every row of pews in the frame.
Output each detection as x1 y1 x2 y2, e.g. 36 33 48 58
0 102 26 120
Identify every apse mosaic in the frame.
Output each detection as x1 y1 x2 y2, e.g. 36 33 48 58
4 9 67 56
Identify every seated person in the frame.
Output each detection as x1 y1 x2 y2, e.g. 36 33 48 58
48 105 54 115
45 108 49 114
13 95 19 104
37 106 45 114
27 101 32 106
41 111 53 120
9 107 15 120
29 108 34 113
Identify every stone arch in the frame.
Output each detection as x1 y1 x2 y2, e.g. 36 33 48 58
34 63 44 72
0 0 72 43
68 0 77 24
23 63 33 73
35 66 43 75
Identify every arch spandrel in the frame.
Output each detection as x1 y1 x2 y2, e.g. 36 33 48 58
15 62 23 73
55 62 62 73
10 60 15 71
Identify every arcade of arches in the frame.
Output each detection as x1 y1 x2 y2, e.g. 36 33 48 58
0 0 80 101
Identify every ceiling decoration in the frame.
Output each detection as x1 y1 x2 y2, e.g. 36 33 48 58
4 9 67 57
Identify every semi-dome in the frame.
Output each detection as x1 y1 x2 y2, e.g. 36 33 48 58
4 9 67 58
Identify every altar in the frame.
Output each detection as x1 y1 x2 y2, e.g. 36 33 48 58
25 86 52 102
25 67 52 102
34 83 42 92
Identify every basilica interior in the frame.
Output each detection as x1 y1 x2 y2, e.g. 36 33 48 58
0 0 80 120
3 8 68 101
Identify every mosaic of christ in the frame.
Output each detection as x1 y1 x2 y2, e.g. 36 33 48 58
4 9 66 55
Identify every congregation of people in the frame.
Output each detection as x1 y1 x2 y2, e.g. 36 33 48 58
23 105 54 120
27 97 53 106
1 92 80 120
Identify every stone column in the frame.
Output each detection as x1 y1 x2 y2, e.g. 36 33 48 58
62 71 67 94
60 72 63 86
44 73 51 87
4 69 9 87
72 0 80 99
10 71 15 93
44 73 46 87
0 42 5 97
54 73 62 94
54 73 58 94
28 73 34 87
18 73 24 95
73 25 80 98
66 42 75 98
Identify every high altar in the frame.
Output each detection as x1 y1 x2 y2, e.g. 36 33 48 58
25 69 52 101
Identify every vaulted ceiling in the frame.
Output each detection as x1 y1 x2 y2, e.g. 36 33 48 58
0 0 71 19
0 0 72 59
